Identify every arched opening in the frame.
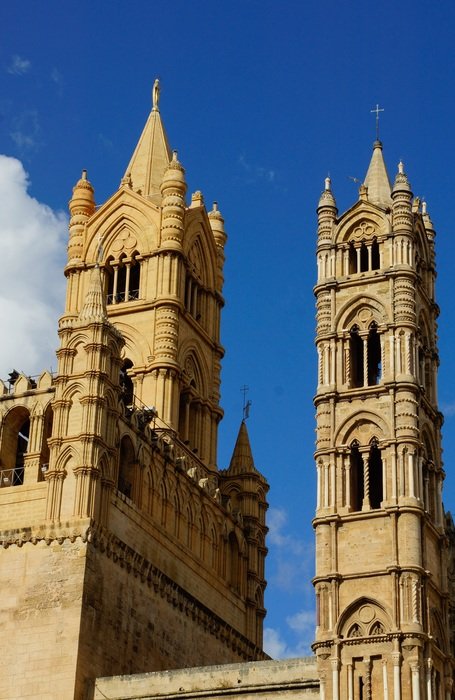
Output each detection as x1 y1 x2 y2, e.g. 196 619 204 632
360 242 368 272
227 532 240 592
369 438 383 509
350 440 364 511
350 325 364 388
367 322 381 385
117 254 127 302
371 238 380 270
120 359 134 406
105 257 115 304
0 407 30 486
117 435 135 500
348 242 357 274
128 254 140 300
39 404 54 482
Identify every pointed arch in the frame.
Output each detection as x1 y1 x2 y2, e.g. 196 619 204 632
0 404 31 485
336 597 391 639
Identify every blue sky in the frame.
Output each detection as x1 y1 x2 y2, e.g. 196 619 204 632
1 0 455 658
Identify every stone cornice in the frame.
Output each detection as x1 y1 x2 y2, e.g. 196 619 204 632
0 521 268 663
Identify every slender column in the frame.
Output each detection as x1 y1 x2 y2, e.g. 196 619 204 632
426 659 432 700
320 672 326 700
367 244 373 270
390 336 395 377
391 450 397 501
356 246 361 272
363 456 370 510
408 451 415 498
317 463 322 509
380 333 386 381
318 347 323 387
363 336 368 386
331 659 340 700
410 661 420 700
383 659 389 700
345 453 351 509
112 265 119 303
364 657 372 700
392 651 401 700
330 339 336 385
344 249 349 276
330 460 336 508
347 663 354 700
324 463 329 507
125 263 131 301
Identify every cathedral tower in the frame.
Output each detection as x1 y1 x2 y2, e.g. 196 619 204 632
0 83 268 700
313 141 453 698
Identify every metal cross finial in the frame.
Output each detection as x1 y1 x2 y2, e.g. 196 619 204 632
370 104 384 140
241 385 251 421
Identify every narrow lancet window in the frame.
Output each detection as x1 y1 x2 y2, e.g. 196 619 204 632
367 322 381 385
350 440 364 511
350 325 364 388
369 438 383 509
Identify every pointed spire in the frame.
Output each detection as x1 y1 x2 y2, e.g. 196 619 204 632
364 140 392 209
79 265 108 323
227 421 258 475
124 79 172 199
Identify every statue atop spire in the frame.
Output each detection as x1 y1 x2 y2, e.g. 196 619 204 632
152 78 160 111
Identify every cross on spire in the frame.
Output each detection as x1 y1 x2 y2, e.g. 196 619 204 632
370 104 384 140
241 385 251 421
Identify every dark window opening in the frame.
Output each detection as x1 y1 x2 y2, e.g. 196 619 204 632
367 322 381 385
360 242 368 272
117 259 127 303
350 441 364 511
371 238 380 270
118 436 135 500
14 418 30 485
350 325 364 388
349 242 357 274
129 261 140 300
120 359 134 406
369 439 383 509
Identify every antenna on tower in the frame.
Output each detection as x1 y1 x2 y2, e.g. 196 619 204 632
241 385 252 421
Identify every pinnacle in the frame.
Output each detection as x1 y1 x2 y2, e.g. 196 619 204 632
227 420 258 475
364 141 392 209
124 85 172 198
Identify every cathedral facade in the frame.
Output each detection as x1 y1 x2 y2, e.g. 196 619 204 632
0 83 268 700
0 85 453 700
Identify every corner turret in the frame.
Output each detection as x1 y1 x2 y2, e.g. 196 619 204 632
68 170 95 264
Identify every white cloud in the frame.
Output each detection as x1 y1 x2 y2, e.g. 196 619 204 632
267 507 314 591
238 154 276 183
7 55 31 75
263 627 289 658
0 155 67 379
264 609 315 659
10 110 41 153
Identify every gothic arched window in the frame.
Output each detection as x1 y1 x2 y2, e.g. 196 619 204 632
118 435 136 500
350 325 364 388
106 252 141 305
371 238 380 270
360 242 368 272
367 322 381 386
350 440 364 511
0 407 30 487
369 438 383 509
